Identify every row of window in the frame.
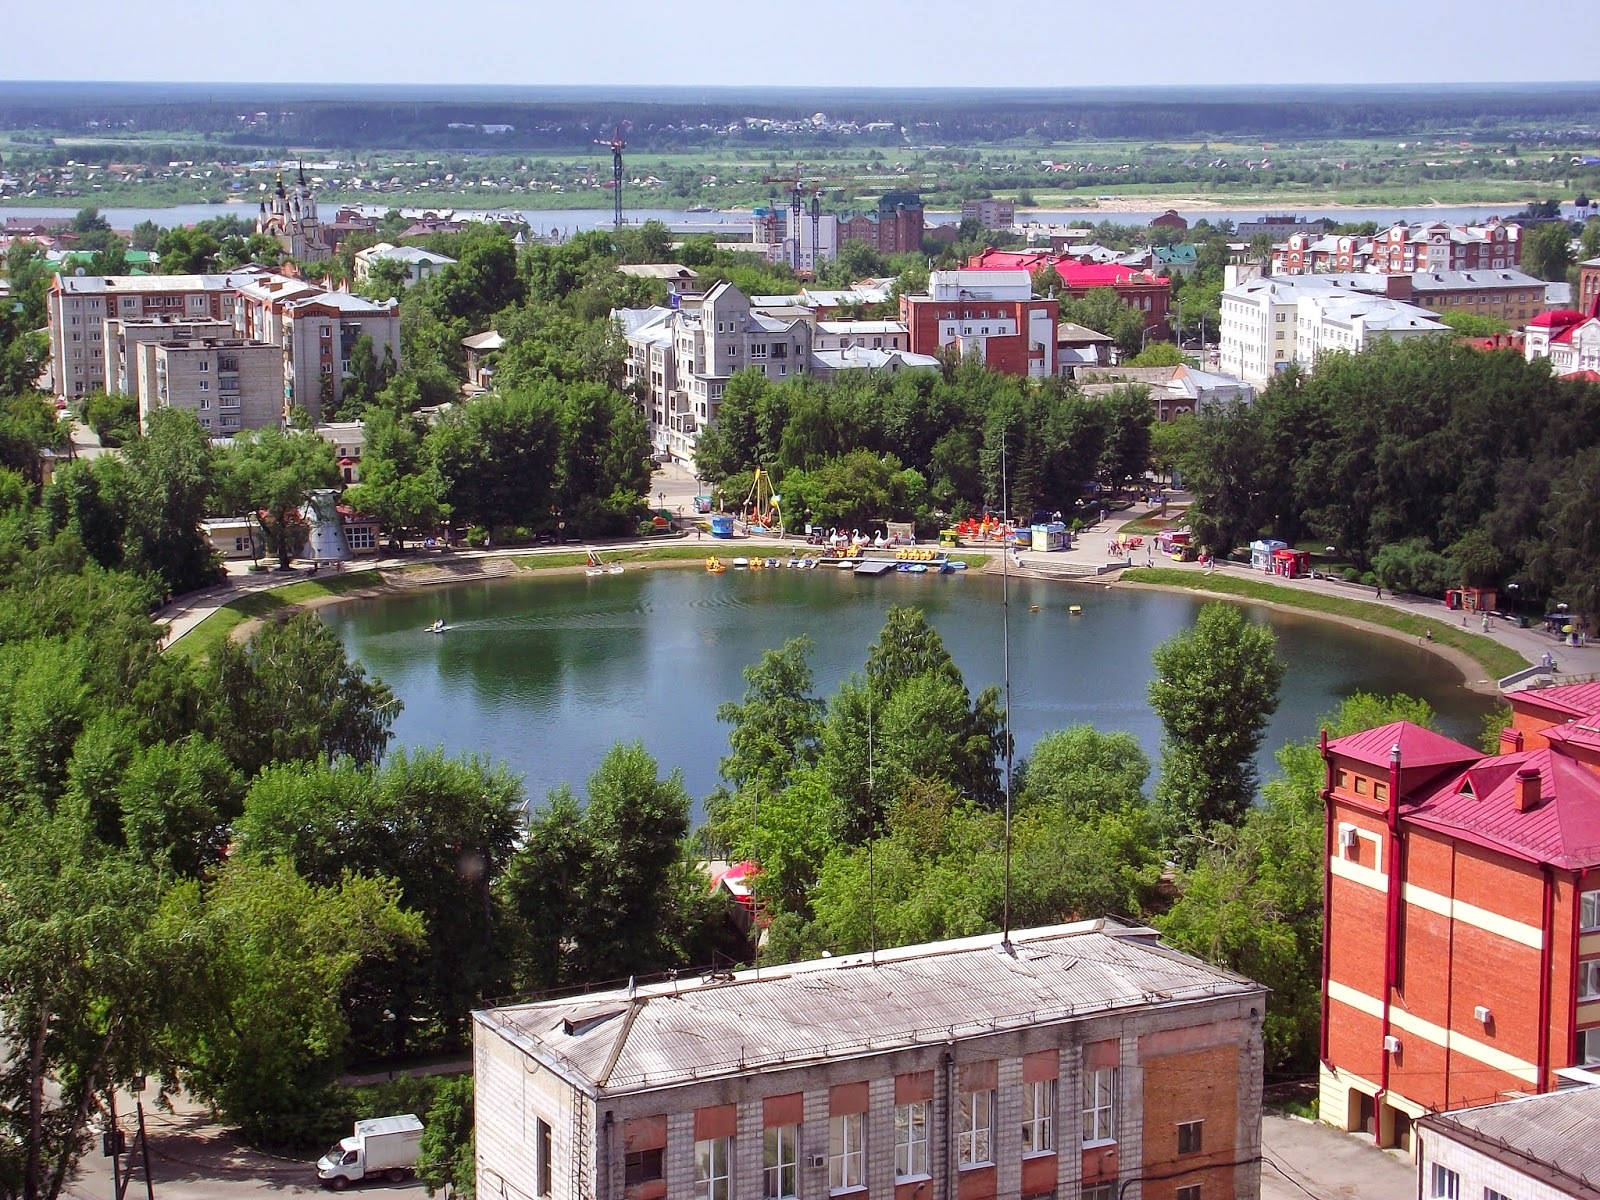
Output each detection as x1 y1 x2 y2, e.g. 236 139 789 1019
1430 1163 1516 1200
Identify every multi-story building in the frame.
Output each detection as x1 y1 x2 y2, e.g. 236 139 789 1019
135 337 283 435
1319 687 1600 1152
233 272 401 423
966 250 1171 334
106 316 234 397
352 243 456 288
1525 309 1600 377
1367 220 1522 274
900 270 1059 377
1577 257 1600 318
256 165 330 262
1273 234 1372 276
474 921 1266 1200
1417 1085 1600 1200
1236 215 1330 240
809 347 941 378
839 193 925 255
1220 274 1445 386
615 264 702 299
752 208 840 273
1149 210 1189 231
812 321 910 352
962 199 1016 230
49 273 248 398
616 283 812 461
1389 270 1550 325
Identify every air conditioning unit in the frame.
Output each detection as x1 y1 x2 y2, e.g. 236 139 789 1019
1383 1035 1401 1054
1339 825 1359 851
809 1155 827 1170
1474 1005 1492 1023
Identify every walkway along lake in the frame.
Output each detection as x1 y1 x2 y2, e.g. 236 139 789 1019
317 566 1497 817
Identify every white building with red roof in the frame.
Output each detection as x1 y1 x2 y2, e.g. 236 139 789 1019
1525 308 1600 377
1318 687 1600 1155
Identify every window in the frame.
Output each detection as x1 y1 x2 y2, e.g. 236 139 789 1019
536 1119 552 1197
1580 960 1600 1000
1582 1028 1600 1065
1582 889 1600 931
199 360 209 371
764 1126 797 1200
1431 1164 1461 1200
321 325 332 339
1083 1068 1117 1143
958 1090 994 1166
1177 1188 1201 1200
895 1103 929 1179
751 343 767 359
1083 1188 1114 1200
233 536 250 552
695 1137 731 1200
1022 1079 1055 1154
347 527 375 551
1178 1121 1204 1154
625 1149 664 1187
1485 1190 1514 1200
322 363 334 374
829 1113 864 1192
198 380 209 391
198 397 210 410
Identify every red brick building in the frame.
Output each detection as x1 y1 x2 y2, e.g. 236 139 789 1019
1149 210 1188 230
1367 220 1522 273
1319 696 1600 1152
839 192 925 255
899 269 1059 377
966 249 1171 337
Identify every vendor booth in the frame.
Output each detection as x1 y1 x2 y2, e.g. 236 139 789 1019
1031 522 1069 552
1250 539 1288 571
1270 547 1311 578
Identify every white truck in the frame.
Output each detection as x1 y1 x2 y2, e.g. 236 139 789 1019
317 1114 424 1190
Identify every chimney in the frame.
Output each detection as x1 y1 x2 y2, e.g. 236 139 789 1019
1514 767 1541 812
1385 274 1414 301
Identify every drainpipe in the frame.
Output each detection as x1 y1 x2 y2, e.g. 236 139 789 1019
1319 729 1335 1066
1378 743 1403 1109
600 1110 614 1200
1537 867 1556 1091
940 1045 956 1200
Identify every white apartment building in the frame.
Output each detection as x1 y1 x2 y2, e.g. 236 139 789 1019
106 316 234 397
49 273 250 398
616 283 812 462
1526 309 1600 377
352 242 456 287
473 921 1266 1200
1220 274 1444 386
136 337 283 435
751 209 839 273
1417 1084 1600 1200
233 272 401 423
812 321 910 352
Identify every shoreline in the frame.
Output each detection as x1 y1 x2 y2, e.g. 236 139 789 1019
182 541 1510 701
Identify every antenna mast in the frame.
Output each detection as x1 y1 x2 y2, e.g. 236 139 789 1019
1000 441 1014 949
595 126 627 231
868 679 877 964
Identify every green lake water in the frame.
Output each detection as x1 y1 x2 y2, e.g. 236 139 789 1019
318 566 1497 815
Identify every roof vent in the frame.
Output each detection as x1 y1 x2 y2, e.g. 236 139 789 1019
1514 767 1542 812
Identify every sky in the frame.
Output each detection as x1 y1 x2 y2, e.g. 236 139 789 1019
4 0 1599 89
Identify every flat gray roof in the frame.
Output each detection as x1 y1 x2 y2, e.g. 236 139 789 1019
1420 1084 1600 1197
476 920 1261 1096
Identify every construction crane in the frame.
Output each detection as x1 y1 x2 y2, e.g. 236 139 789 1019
594 126 627 231
760 166 866 273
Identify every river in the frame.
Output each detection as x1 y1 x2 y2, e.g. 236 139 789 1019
317 567 1495 815
2 200 1579 234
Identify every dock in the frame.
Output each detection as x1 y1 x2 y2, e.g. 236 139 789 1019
853 559 898 577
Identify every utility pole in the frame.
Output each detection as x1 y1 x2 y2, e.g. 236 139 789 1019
595 126 627 231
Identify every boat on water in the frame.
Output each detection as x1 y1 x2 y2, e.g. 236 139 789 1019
705 557 726 573
426 619 448 634
732 557 750 569
686 204 712 213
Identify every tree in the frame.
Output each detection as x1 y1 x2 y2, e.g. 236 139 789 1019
1019 725 1149 819
1124 342 1186 367
1149 603 1285 852
1523 221 1574 282
417 1076 475 1198
204 612 399 777
1436 310 1510 338
1059 288 1146 359
119 408 219 594
158 858 421 1147
213 427 340 568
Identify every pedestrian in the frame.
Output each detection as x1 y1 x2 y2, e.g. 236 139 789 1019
1375 585 1382 599
696 527 702 541
1481 613 1490 633
1425 628 1433 643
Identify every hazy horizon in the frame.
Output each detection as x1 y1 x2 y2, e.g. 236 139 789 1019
4 0 1599 91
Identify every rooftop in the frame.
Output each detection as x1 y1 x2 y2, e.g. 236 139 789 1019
1419 1084 1600 1195
475 921 1261 1096
1408 748 1600 870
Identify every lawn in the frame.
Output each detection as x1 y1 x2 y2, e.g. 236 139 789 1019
168 571 388 660
1122 568 1528 679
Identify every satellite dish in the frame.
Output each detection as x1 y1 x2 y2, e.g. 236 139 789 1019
74 267 87 276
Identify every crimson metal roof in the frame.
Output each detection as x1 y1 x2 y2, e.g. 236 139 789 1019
476 921 1261 1095
1325 721 1479 771
1406 749 1600 870
1511 682 1600 721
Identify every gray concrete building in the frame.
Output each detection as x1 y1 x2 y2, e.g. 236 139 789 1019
474 921 1266 1200
136 337 283 435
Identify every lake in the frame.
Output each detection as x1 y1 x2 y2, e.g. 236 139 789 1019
317 566 1495 815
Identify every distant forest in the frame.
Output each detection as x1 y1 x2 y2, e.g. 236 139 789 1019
4 82 1600 150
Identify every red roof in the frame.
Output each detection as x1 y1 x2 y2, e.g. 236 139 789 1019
1406 749 1600 869
1527 308 1587 329
967 248 1169 288
1325 720 1480 772
1566 370 1600 383
1511 682 1600 722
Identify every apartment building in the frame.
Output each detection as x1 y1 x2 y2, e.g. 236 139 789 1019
812 321 910 352
474 921 1266 1200
752 208 840 273
962 199 1017 230
1417 1086 1600 1200
1273 234 1372 276
136 337 283 435
967 250 1172 333
49 272 248 398
233 271 401 423
1393 270 1550 325
900 270 1059 377
106 316 234 397
352 242 456 287
616 283 812 461
1220 274 1444 386
1367 220 1521 273
1319 687 1600 1152
839 193 925 255
1525 309 1600 377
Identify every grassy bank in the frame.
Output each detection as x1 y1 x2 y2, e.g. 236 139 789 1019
1122 568 1528 679
169 571 384 660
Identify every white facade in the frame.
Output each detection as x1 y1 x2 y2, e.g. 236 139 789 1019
617 283 812 462
1527 316 1600 376
353 243 455 286
1417 1085 1600 1200
928 269 1033 302
751 210 839 273
1220 274 1444 386
812 321 909 352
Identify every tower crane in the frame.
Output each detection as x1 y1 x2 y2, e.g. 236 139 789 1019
594 126 627 231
